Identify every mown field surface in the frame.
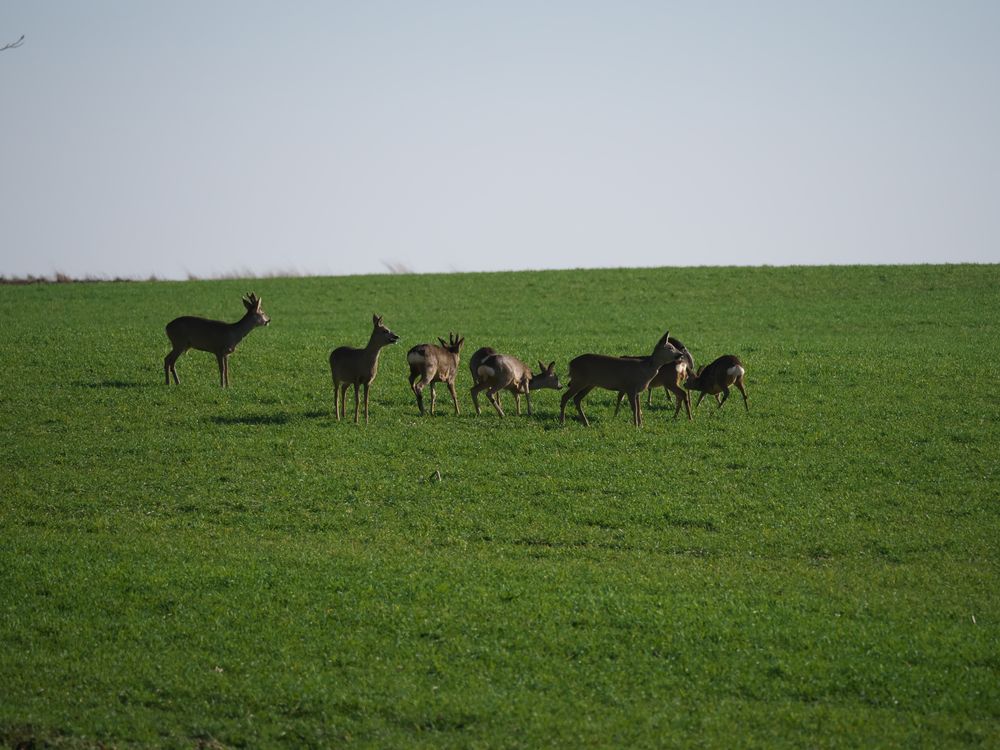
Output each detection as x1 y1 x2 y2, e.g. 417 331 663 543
1 265 998 749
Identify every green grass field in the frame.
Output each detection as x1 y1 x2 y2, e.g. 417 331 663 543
1 265 998 748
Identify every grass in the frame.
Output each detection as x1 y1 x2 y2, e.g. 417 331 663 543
1 264 998 748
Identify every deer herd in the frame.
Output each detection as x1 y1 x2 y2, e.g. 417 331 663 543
164 293 750 426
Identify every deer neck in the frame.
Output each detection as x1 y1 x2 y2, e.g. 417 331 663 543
363 332 389 363
229 312 258 346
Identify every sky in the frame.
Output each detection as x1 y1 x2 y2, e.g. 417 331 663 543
1 2 998 279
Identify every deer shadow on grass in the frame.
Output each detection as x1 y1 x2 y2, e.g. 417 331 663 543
75 379 148 389
210 412 293 426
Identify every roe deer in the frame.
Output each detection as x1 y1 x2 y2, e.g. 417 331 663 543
560 332 683 427
613 337 696 420
685 354 749 412
164 292 270 387
329 314 400 424
407 333 464 415
470 351 561 417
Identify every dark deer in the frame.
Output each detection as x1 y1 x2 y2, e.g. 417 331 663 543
164 292 270 387
329 314 400 423
685 354 749 412
407 333 464 415
560 332 683 427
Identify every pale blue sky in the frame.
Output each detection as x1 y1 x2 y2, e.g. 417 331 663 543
2 2 998 279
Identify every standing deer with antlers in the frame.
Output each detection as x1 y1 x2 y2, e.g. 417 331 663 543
329 314 400 424
407 333 464 415
469 347 561 417
560 331 683 427
164 292 270 387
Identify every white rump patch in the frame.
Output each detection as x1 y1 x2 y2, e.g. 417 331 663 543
477 365 496 380
407 351 425 366
728 365 745 378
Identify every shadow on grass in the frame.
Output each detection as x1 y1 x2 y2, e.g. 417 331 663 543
75 379 147 389
210 413 293 426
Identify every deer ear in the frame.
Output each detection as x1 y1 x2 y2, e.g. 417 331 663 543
373 314 381 326
538 361 545 372
458 337 465 349
548 361 556 372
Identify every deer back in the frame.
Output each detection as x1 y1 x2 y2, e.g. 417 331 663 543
477 353 532 391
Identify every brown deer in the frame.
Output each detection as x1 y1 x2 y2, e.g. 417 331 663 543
164 292 270 387
560 332 683 427
470 350 561 417
685 354 749 412
407 333 464 415
613 337 696 420
329 314 400 424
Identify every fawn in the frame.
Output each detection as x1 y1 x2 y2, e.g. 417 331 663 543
329 314 400 423
164 292 270 387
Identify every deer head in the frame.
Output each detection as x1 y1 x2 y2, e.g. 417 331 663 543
242 292 270 327
529 360 561 391
372 313 400 345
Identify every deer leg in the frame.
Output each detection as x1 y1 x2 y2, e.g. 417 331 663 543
353 384 361 423
514 391 521 416
470 383 485 415
717 389 729 409
216 353 226 388
694 392 707 410
429 382 437 415
413 381 426 415
164 347 184 385
224 356 230 387
486 384 506 417
574 387 594 427
735 377 749 412
669 385 690 420
560 386 575 425
629 392 641 427
487 388 505 417
363 383 371 424
613 392 626 417
448 381 460 415
332 379 340 420
340 384 350 420
647 387 654 407
524 389 532 416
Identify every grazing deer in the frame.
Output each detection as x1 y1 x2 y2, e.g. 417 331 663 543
470 351 561 417
329 314 400 424
164 292 270 387
685 354 749 412
613 337 696 420
560 332 683 427
407 333 464 415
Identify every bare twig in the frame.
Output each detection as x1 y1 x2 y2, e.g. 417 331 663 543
1 35 25 52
